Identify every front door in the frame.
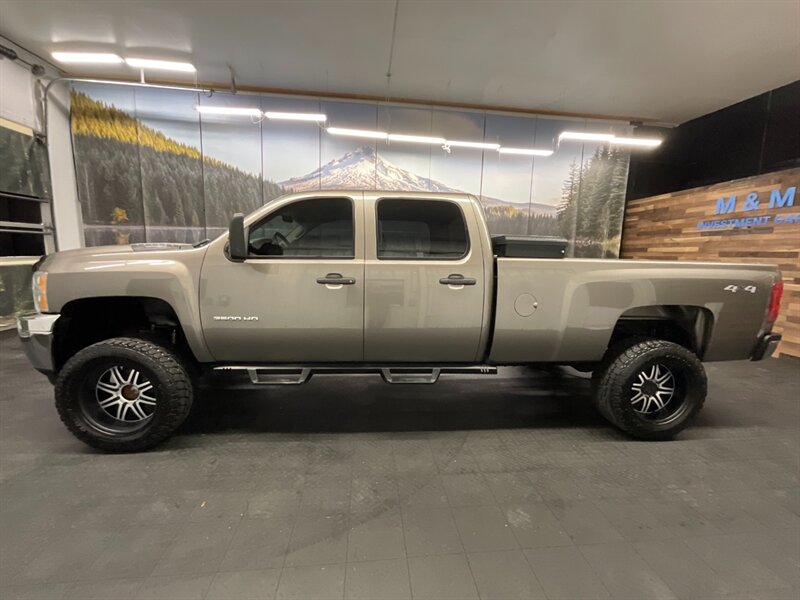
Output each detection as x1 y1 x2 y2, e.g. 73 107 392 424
363 195 486 362
200 195 364 362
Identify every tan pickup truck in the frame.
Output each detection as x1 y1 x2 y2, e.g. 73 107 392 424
18 191 783 451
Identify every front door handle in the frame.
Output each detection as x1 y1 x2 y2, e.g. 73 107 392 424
439 274 477 286
316 273 356 285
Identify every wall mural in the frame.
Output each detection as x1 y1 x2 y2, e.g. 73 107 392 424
70 83 632 257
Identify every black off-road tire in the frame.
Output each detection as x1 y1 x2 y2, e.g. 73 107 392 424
55 337 193 452
591 338 707 440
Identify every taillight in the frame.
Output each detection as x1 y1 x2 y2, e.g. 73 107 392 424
767 279 783 323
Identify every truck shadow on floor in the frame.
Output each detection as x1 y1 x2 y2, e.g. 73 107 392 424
181 367 616 436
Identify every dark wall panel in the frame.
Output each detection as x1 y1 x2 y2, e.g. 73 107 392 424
627 80 800 200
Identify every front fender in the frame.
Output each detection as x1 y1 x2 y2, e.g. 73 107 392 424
43 245 213 362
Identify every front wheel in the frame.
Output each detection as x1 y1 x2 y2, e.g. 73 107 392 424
55 337 193 452
592 338 707 440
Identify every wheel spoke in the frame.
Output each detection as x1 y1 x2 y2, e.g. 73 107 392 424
98 395 121 408
97 380 119 393
110 366 125 386
137 382 153 394
137 397 156 406
129 402 147 420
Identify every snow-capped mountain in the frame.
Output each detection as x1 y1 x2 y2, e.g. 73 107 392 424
279 146 455 194
278 145 557 215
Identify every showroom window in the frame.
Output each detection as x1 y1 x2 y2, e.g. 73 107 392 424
0 120 52 329
247 197 354 258
376 198 469 260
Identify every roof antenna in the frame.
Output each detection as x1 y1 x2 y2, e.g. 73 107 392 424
385 0 400 101
227 63 237 94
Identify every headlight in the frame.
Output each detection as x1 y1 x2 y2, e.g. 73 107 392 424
32 272 49 313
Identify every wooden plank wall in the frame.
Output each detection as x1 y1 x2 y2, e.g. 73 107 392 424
621 168 800 358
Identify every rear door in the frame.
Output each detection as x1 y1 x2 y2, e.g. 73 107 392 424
363 194 486 362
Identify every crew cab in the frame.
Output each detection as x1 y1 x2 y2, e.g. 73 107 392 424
18 191 783 451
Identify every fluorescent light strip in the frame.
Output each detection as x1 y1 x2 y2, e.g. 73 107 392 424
195 105 262 117
609 136 662 147
125 57 196 72
498 147 554 157
446 140 501 150
265 112 327 122
559 131 615 142
327 127 388 140
51 52 123 64
387 133 446 144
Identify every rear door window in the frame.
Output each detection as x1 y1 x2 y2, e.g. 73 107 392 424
376 199 468 260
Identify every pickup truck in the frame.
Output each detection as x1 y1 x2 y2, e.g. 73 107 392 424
18 191 783 451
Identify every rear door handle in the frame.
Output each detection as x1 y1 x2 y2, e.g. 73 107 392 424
316 273 356 285
439 274 477 286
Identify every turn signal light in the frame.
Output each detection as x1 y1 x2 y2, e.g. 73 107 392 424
767 279 783 323
32 272 49 313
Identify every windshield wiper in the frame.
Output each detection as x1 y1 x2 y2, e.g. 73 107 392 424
193 238 211 248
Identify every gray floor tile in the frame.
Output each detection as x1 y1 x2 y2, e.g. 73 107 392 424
407 554 479 600
401 506 463 556
285 512 348 567
188 491 249 522
350 476 398 513
484 472 543 505
86 524 181 579
220 516 294 571
637 497 722 538
579 542 678 600
300 477 352 514
504 502 573 548
63 579 143 600
524 545 611 599
0 583 71 600
592 497 676 541
633 539 735 599
397 476 449 508
133 574 213 600
347 510 405 562
684 534 793 593
345 558 411 600
276 564 345 600
16 528 115 584
441 473 495 507
467 549 547 599
546 499 625 544
153 519 238 576
206 569 281 600
452 505 519 552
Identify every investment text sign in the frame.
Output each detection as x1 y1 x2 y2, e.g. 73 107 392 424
697 186 798 231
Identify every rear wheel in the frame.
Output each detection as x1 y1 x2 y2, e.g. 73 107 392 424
592 338 706 440
55 337 193 452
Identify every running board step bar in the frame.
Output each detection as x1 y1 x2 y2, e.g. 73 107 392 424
213 365 497 385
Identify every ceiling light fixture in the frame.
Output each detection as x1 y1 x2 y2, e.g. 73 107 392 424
195 105 262 117
609 136 662 147
445 140 501 150
327 127 388 140
51 52 123 64
558 131 616 143
125 57 196 72
264 111 327 122
498 147 554 157
387 133 447 144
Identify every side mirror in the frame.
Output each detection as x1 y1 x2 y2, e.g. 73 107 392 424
228 213 247 261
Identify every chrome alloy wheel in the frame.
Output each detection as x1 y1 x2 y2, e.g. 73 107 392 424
630 364 675 414
95 366 156 422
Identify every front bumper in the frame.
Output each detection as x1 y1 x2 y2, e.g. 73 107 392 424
17 313 60 375
751 333 782 361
